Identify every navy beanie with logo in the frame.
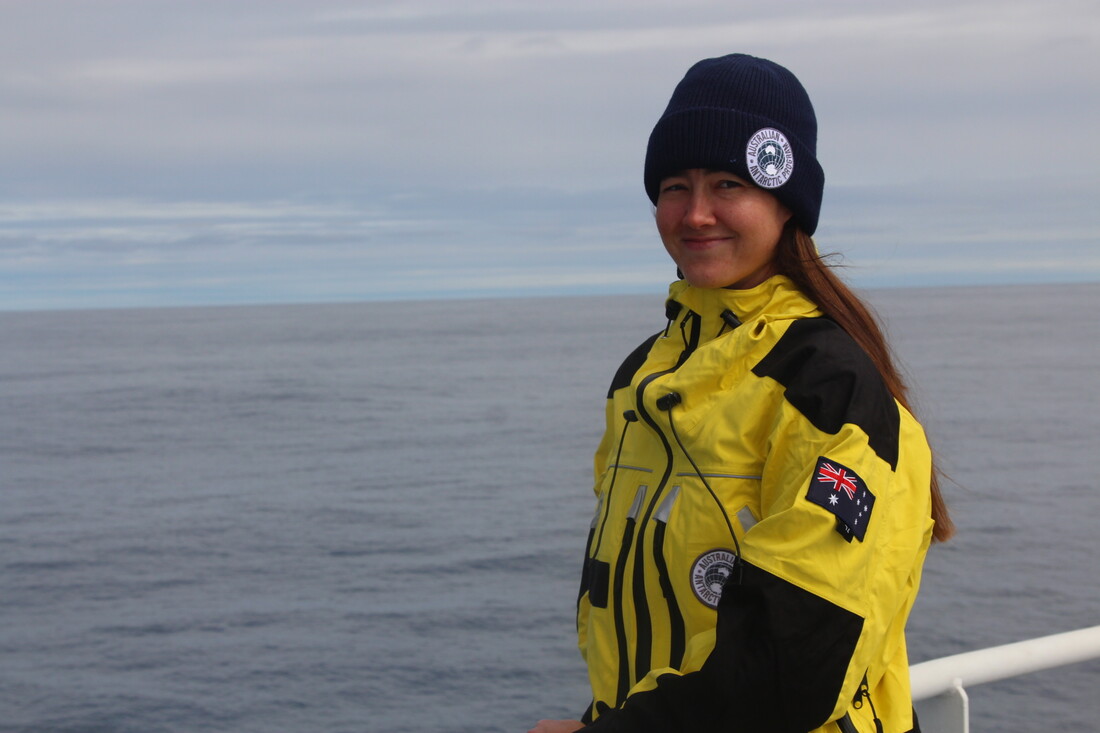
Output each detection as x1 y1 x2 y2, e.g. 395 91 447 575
644 53 825 235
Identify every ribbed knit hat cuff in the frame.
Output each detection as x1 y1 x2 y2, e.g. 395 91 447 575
644 106 824 235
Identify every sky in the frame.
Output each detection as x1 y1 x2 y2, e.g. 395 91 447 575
1 0 1098 311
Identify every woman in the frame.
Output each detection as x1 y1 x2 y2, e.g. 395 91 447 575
531 54 952 733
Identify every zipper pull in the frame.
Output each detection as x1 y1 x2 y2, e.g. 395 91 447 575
852 675 884 733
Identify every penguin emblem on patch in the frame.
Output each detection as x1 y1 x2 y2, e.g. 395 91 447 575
746 128 794 188
690 549 738 608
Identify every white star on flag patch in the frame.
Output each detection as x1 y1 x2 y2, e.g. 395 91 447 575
805 456 875 542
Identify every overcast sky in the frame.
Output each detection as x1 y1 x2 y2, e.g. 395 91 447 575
1 0 1097 311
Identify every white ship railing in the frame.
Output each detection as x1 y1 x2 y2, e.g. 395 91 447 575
910 624 1100 733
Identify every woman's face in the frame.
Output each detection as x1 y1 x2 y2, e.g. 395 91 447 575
655 169 792 290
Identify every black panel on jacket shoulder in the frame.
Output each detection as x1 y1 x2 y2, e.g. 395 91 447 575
751 317 900 470
607 333 662 398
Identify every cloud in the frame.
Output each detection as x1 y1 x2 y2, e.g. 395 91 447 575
0 0 1097 310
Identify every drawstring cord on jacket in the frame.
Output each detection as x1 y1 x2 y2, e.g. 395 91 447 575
717 308 742 337
655 390 743 584
591 410 639 559
659 298 692 349
678 310 692 350
662 300 681 338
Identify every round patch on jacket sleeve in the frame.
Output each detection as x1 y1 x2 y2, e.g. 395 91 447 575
805 457 875 542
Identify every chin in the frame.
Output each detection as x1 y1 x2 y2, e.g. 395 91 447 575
685 278 727 289
682 271 735 289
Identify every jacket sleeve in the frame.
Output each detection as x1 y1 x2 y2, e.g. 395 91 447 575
582 320 934 732
582 560 866 732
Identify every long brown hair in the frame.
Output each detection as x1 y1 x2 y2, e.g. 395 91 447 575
774 224 955 542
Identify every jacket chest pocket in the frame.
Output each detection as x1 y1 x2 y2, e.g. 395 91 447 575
660 474 761 609
584 482 650 609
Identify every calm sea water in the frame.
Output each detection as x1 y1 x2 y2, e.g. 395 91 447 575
2 283 1098 733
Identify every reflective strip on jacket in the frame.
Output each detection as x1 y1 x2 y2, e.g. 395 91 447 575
576 276 934 733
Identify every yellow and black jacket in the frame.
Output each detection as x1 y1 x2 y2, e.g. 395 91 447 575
576 276 934 733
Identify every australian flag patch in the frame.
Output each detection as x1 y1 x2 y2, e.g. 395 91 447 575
806 457 875 542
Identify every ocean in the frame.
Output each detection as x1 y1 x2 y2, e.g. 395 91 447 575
2 283 1098 732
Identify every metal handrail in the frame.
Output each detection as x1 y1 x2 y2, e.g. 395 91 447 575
908 625 1100 733
910 624 1100 700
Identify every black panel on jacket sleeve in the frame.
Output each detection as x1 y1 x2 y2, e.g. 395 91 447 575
607 333 662 398
751 317 900 470
580 561 863 733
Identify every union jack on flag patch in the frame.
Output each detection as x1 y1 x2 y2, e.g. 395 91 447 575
806 457 875 542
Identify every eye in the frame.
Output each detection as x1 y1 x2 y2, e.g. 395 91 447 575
659 181 688 195
716 178 743 190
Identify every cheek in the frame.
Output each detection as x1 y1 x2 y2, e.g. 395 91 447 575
758 216 785 244
735 203 786 246
654 205 676 239
760 199 793 235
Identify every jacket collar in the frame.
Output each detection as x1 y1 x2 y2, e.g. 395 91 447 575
666 275 821 340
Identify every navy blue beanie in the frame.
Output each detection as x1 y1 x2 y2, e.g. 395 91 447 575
644 54 825 235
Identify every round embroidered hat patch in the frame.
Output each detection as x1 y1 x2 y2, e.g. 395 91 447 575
745 128 794 188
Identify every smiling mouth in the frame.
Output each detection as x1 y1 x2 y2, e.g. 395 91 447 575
682 236 731 250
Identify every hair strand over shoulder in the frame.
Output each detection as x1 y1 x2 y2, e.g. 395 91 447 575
775 224 954 542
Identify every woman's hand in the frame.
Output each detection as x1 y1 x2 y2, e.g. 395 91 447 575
527 719 584 733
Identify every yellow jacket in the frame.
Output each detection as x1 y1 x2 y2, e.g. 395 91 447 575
576 276 934 732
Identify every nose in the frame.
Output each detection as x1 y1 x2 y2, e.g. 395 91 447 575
684 189 716 229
